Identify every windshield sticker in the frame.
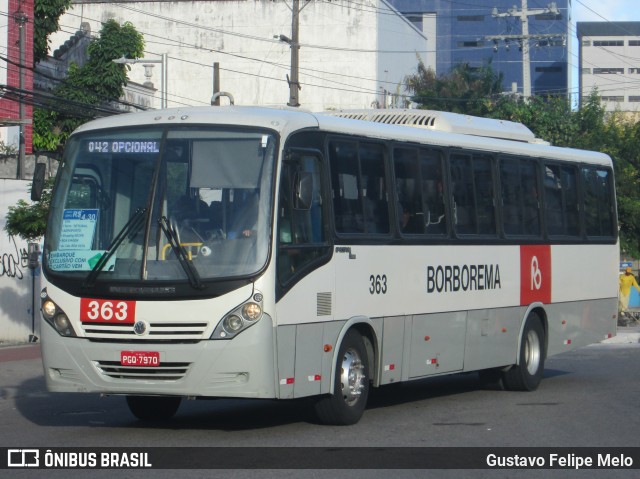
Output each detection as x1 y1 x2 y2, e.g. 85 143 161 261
49 250 116 271
86 141 160 154
60 209 98 251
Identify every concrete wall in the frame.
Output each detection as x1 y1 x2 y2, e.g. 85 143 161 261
0 179 40 344
51 0 428 111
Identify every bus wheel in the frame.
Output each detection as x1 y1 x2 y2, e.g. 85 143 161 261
126 395 181 421
314 330 370 425
502 313 545 391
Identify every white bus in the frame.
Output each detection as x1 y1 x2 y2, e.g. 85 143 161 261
38 106 618 425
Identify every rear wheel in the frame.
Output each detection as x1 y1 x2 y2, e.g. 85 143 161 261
314 330 370 425
126 395 181 421
502 313 546 391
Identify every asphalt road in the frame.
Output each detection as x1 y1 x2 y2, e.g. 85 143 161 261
1 339 639 478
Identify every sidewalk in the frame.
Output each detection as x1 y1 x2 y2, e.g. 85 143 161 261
0 343 41 362
602 325 640 344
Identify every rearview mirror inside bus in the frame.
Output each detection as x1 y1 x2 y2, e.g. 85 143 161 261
294 171 313 210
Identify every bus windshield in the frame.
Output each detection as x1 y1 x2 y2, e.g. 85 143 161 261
44 127 277 287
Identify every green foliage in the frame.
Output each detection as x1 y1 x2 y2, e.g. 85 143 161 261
33 19 145 152
407 62 640 257
4 178 55 242
405 59 503 116
34 0 71 64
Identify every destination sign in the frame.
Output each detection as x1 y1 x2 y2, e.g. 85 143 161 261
86 141 160 154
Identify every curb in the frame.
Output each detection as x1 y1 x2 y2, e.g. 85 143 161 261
602 327 640 344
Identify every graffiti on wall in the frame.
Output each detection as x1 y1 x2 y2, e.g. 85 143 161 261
0 235 28 279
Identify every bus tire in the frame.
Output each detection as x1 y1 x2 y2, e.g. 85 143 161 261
502 313 545 391
126 395 181 421
314 329 370 425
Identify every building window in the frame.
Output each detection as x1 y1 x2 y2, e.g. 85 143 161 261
593 68 624 74
629 40 640 46
629 68 640 74
535 66 562 73
601 96 624 102
458 41 484 48
537 40 564 47
593 40 624 46
581 68 592 74
535 13 561 20
457 15 484 21
582 40 591 47
629 96 640 102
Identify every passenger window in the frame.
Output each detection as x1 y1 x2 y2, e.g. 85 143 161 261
500 158 541 237
329 140 388 235
450 153 496 236
544 164 579 237
393 147 446 235
450 155 476 235
583 166 615 237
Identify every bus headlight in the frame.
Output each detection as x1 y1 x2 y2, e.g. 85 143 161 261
42 300 57 320
242 303 262 321
41 290 77 337
211 291 264 340
223 315 243 333
54 314 74 336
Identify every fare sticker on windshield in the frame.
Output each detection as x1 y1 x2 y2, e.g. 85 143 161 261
49 250 116 271
59 209 98 250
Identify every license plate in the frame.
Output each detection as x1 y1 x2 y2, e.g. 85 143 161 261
121 351 160 367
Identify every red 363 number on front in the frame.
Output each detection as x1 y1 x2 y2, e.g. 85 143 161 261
80 298 136 324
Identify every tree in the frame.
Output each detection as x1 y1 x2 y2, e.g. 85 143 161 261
4 178 55 242
33 19 145 152
404 58 503 116
34 0 71 64
8 20 145 242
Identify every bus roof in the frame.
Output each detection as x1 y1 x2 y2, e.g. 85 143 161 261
72 105 612 167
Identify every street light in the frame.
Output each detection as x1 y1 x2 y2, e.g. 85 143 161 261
113 54 168 109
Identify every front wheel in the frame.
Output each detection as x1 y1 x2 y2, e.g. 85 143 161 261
314 330 370 425
126 395 181 421
502 313 546 391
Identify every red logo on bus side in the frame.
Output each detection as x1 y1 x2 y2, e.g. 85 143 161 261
520 245 551 305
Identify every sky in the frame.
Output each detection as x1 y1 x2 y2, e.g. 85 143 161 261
573 0 637 22
569 0 639 101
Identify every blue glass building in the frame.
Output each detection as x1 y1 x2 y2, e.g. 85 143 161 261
388 0 571 96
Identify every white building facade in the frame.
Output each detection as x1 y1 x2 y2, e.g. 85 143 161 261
578 22 640 113
51 0 430 111
0 180 40 344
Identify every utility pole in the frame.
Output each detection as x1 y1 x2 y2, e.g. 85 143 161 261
277 0 310 107
15 9 28 179
490 1 562 98
289 0 300 107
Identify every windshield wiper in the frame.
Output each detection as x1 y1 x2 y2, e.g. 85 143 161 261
83 208 147 288
158 216 204 290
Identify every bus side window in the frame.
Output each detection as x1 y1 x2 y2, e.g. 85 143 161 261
583 166 615 237
544 164 579 237
450 154 477 235
420 149 447 235
500 157 540 237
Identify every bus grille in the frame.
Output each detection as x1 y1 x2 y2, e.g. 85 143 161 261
94 361 191 381
81 322 208 341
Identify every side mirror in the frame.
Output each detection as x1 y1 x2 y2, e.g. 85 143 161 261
293 171 313 210
31 163 46 201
